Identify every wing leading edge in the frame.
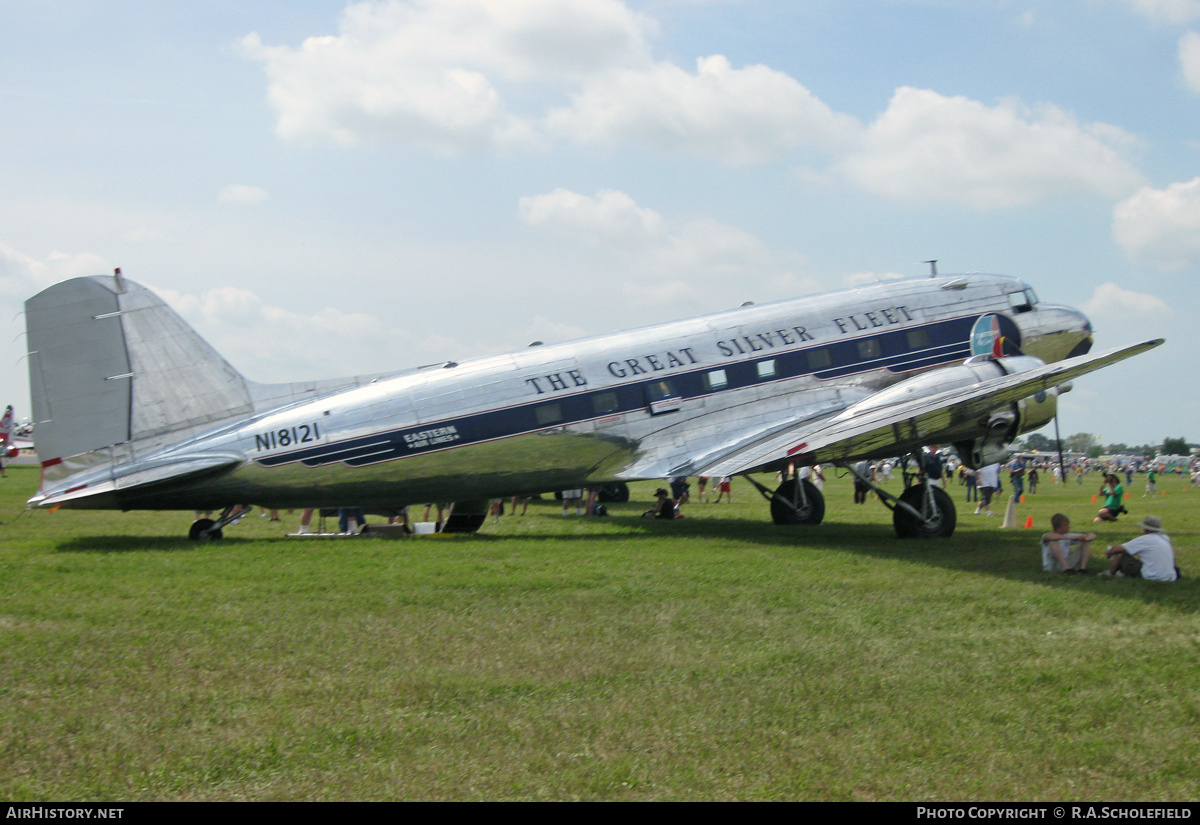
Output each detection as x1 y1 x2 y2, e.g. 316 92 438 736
697 339 1163 478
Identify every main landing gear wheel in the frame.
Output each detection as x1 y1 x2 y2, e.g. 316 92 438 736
188 518 223 541
441 512 487 533
597 482 630 503
893 485 956 539
770 478 825 525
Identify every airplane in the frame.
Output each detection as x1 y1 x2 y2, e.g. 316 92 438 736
23 268 1161 540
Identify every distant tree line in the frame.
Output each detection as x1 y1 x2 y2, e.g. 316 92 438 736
1016 432 1194 458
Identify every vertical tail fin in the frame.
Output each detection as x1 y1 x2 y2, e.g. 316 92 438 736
26 273 253 464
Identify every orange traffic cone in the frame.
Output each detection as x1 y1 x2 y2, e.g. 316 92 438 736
1020 494 1026 503
1024 516 1034 528
1125 492 1131 499
1091 494 1097 503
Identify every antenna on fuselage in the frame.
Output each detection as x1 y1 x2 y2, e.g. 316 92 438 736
923 260 938 278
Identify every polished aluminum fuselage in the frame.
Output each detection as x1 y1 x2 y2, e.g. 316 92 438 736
82 274 1089 510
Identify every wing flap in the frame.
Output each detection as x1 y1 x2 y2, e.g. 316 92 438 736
698 339 1162 477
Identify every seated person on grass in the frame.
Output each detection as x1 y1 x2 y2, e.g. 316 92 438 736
643 488 679 520
1041 513 1095 574
1102 515 1180 581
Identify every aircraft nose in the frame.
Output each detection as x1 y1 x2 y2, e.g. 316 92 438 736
1014 303 1093 363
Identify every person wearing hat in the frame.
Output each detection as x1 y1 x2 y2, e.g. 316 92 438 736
643 488 678 520
1101 515 1180 581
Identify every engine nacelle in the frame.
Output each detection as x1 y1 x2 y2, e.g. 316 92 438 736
955 381 1069 469
835 353 1069 469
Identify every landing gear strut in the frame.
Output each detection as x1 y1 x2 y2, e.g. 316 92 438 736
742 473 826 525
840 458 957 539
892 485 956 539
188 504 247 541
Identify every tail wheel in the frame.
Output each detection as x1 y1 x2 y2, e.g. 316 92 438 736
770 478 825 525
893 485 957 539
188 518 223 541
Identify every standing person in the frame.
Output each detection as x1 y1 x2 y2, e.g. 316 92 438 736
921 446 944 488
1094 474 1126 523
696 476 709 503
1145 466 1158 497
424 502 451 529
853 460 871 504
0 405 12 478
297 508 315 534
561 489 583 516
1009 456 1027 501
511 495 529 516
964 466 978 503
975 462 1000 516
1102 516 1179 581
714 476 733 504
669 476 690 505
1028 467 1039 494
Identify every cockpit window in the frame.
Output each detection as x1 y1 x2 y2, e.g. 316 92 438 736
1007 289 1037 313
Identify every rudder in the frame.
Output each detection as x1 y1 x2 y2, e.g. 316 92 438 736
25 272 253 464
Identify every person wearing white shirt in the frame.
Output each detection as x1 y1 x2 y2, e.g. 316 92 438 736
1102 516 1179 581
974 462 1001 516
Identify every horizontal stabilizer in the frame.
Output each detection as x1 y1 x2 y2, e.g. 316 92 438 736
31 452 243 509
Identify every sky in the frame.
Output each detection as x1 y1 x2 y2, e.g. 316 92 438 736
2 0 1198 447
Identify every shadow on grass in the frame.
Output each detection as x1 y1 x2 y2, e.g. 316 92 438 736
480 513 1200 614
50 509 1196 612
53 535 255 553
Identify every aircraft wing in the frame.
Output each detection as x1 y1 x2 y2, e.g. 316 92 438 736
696 339 1163 478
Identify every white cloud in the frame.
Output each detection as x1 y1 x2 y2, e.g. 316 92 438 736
519 187 791 307
218 184 269 204
546 54 858 165
1180 32 1200 91
1124 0 1200 23
519 187 769 273
519 187 664 245
154 285 468 381
0 242 110 303
240 0 654 153
243 2 1151 201
1112 177 1200 268
241 1 853 164
1082 282 1172 318
837 87 1145 208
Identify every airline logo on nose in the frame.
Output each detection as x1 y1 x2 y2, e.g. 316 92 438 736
970 315 1002 357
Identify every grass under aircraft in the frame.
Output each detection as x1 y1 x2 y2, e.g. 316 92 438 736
24 269 1160 539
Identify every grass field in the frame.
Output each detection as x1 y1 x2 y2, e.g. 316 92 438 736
1 464 1197 801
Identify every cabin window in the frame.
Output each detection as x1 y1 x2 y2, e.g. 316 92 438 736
645 379 678 402
535 403 563 426
856 338 881 360
807 349 831 370
592 391 619 415
905 329 931 350
645 379 682 415
757 359 776 379
704 369 728 391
